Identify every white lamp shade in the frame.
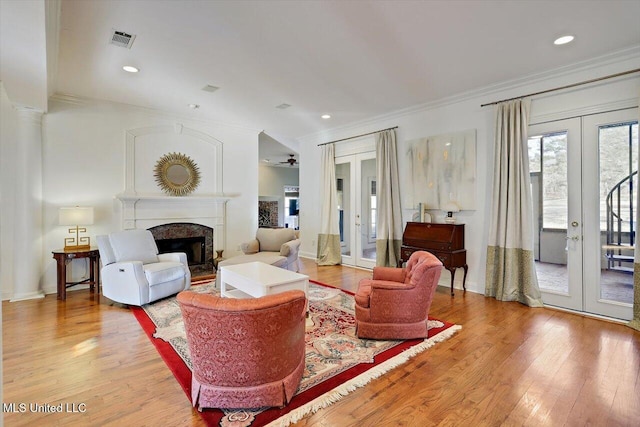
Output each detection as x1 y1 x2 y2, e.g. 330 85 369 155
59 207 94 225
442 201 460 213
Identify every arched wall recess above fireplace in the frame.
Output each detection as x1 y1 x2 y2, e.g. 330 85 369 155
122 124 223 196
115 124 241 259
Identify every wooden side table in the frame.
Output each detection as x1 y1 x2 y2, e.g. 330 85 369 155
52 247 100 300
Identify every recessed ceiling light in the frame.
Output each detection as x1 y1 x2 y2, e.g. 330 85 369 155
122 65 139 73
321 114 331 119
554 35 574 45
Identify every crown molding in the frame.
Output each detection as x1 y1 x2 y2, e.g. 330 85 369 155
467 45 640 105
48 93 262 135
14 107 44 124
49 93 87 105
299 46 640 145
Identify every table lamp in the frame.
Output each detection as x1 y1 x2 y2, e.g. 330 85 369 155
59 206 94 250
442 201 460 224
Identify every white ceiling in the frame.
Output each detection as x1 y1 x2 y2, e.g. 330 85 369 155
2 1 640 158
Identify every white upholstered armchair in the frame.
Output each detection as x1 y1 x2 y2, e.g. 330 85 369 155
214 228 301 288
97 229 191 306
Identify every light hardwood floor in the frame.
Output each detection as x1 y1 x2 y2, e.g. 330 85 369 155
3 258 639 426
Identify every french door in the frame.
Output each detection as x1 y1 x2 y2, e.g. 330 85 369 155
528 108 637 320
335 152 376 269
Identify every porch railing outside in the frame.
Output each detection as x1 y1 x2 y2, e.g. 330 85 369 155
605 170 636 272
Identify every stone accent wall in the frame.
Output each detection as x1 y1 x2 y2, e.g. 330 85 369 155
259 201 278 227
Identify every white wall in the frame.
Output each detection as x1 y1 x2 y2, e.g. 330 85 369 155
1 83 19 300
298 53 640 294
259 164 299 196
33 97 260 296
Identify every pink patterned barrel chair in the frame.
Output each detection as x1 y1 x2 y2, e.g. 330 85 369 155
177 289 307 410
354 251 443 340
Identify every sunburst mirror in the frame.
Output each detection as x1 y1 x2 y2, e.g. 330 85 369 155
154 152 201 196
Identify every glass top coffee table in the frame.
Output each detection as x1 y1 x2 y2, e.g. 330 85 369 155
219 261 309 300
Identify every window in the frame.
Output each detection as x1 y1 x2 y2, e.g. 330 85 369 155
284 186 299 230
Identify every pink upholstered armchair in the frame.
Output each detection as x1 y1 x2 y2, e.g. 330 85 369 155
177 290 306 411
355 251 443 340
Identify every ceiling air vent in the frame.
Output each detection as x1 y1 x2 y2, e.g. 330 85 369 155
202 85 220 93
110 30 136 49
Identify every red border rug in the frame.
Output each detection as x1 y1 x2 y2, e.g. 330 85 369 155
131 280 460 426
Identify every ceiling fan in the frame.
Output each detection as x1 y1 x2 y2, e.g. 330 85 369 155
280 154 299 166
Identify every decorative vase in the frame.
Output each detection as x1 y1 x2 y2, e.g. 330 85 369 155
213 249 224 270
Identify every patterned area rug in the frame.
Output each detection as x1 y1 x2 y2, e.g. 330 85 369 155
131 280 461 426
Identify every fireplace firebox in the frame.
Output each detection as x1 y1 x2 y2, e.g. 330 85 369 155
148 223 214 277
156 236 205 266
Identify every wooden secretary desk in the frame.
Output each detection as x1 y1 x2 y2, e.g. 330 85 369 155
398 222 468 296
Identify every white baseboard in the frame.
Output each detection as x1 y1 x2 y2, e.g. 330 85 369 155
9 290 45 302
2 284 92 301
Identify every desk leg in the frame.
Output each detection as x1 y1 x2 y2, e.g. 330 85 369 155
56 258 67 301
448 267 456 296
462 264 468 292
96 257 100 296
89 256 96 293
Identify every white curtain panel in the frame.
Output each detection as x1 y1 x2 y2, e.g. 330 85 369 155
375 129 403 267
485 98 543 307
630 97 640 331
316 144 342 265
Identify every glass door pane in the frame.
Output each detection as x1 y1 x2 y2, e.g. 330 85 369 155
584 109 637 320
360 158 377 262
599 122 636 303
335 162 351 257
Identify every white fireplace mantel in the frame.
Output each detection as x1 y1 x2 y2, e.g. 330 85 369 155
116 192 239 252
116 192 239 203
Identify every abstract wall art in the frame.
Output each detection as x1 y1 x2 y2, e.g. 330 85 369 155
406 129 477 210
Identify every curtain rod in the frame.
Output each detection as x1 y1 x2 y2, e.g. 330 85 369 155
480 68 640 107
317 126 398 146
